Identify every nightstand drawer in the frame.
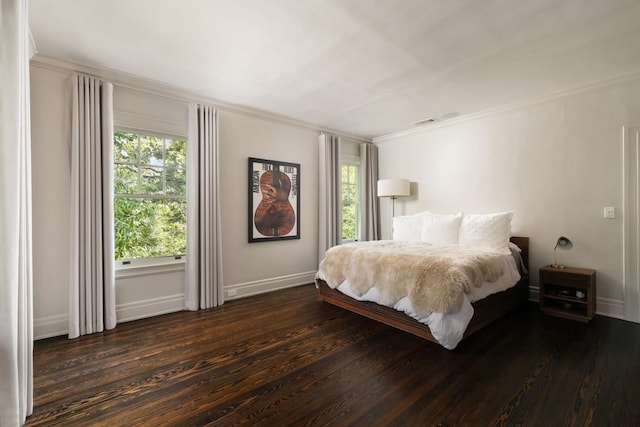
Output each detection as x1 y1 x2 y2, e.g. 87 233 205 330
541 273 588 288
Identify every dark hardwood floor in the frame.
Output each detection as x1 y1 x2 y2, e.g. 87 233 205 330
27 284 640 426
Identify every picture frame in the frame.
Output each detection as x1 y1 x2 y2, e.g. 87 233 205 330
248 157 300 242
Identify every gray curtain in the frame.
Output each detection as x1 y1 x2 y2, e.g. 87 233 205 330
186 104 224 310
0 0 34 422
69 75 116 339
318 133 341 263
359 143 380 241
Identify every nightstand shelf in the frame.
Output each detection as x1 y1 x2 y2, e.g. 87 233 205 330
539 265 596 322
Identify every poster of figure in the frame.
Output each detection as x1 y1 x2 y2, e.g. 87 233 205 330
248 157 300 242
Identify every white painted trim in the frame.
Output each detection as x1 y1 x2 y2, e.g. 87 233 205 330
374 72 640 143
30 55 370 144
596 297 626 320
116 262 185 280
116 294 185 323
623 125 640 323
34 293 187 339
225 271 316 300
34 314 68 340
36 270 313 339
33 284 626 340
28 27 37 59
114 110 188 138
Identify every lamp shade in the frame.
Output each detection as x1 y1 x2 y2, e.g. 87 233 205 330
556 236 573 249
377 179 410 198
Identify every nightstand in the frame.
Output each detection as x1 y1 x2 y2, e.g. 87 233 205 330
539 265 596 322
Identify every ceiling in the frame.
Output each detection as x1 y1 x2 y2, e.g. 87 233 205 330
29 0 640 139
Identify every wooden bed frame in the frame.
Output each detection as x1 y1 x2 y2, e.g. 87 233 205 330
316 236 529 344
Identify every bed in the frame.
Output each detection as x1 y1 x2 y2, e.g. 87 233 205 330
315 212 529 349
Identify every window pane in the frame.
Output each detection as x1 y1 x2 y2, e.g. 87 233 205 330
114 131 187 261
139 135 164 166
140 166 163 194
348 165 357 182
114 197 186 260
345 183 356 204
166 167 186 196
114 131 138 164
341 163 359 240
115 164 139 194
165 138 186 168
342 204 357 240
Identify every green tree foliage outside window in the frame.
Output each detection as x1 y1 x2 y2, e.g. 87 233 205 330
341 164 359 241
114 131 187 260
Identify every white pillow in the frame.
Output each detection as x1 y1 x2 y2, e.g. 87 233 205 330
459 212 513 254
420 212 462 245
392 211 430 241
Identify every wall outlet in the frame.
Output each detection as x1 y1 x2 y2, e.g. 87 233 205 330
227 289 237 297
604 207 615 219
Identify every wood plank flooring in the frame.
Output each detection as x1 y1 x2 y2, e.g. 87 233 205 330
27 284 640 426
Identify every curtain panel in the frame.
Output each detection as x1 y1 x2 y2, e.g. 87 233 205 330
186 104 224 310
0 0 34 424
69 75 117 339
359 143 380 241
318 133 341 263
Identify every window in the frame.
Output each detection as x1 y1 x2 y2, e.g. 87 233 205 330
341 163 359 242
113 130 187 263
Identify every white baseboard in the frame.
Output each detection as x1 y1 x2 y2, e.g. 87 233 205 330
225 271 316 300
596 297 625 320
116 293 185 323
34 314 69 340
35 271 313 339
34 281 627 340
528 285 625 319
34 294 185 340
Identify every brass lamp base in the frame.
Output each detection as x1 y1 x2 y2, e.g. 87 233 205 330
550 264 566 269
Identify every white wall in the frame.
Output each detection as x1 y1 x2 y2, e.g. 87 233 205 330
29 60 337 339
375 75 640 319
31 66 71 338
218 110 319 297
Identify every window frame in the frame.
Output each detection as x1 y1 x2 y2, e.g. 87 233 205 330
341 154 361 243
113 127 188 269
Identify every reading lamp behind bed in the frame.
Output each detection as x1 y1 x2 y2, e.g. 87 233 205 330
377 178 410 218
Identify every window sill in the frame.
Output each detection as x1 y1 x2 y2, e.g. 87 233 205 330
115 259 186 279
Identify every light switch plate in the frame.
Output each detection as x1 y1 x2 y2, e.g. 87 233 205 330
604 207 615 219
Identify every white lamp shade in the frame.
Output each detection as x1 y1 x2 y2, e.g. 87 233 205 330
377 179 410 198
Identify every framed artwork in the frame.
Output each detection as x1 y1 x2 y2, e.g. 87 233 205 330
248 157 300 242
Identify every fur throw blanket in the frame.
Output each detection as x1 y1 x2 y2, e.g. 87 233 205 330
317 241 506 316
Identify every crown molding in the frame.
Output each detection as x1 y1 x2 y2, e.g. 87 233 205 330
30 54 371 144
373 70 640 144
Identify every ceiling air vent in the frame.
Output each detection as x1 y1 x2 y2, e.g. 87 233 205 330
412 117 438 126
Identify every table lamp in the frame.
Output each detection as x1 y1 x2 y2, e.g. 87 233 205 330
551 236 573 269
